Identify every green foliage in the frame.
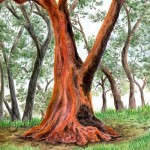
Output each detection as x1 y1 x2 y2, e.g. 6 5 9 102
0 2 54 115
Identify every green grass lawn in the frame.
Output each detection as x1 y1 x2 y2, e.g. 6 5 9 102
0 105 150 150
75 132 150 150
0 117 41 128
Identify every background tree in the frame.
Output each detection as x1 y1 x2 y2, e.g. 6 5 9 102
121 1 149 108
0 2 53 120
0 60 4 121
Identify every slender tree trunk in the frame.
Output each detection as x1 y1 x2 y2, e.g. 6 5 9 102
134 78 146 106
0 61 4 121
20 5 52 121
100 65 124 110
22 56 44 120
121 5 142 109
122 48 136 108
20 0 124 146
0 27 23 120
101 79 107 112
4 100 12 116
1 43 21 121
6 66 21 121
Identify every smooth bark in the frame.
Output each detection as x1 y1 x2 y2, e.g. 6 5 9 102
122 4 142 108
0 41 21 121
4 100 12 116
100 65 124 110
100 77 107 112
5 3 52 120
134 78 146 106
20 5 52 121
0 61 4 121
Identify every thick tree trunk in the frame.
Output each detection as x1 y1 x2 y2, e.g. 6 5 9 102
0 61 4 121
21 0 124 146
23 66 119 145
100 65 124 110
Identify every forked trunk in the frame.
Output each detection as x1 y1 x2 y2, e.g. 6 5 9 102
139 88 145 106
134 78 146 106
23 63 119 145
5 0 124 146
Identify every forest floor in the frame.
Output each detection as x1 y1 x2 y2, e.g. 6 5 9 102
0 106 150 150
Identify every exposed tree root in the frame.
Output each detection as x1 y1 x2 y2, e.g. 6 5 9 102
23 105 119 146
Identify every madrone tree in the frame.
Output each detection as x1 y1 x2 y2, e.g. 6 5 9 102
0 0 124 146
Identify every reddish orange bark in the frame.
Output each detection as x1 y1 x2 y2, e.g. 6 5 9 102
0 0 124 146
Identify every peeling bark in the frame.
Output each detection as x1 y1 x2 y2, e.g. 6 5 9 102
1 0 124 146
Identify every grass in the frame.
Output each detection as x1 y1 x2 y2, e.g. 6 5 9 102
0 118 41 128
0 106 150 150
75 105 150 150
0 145 39 150
75 132 150 150
95 105 150 123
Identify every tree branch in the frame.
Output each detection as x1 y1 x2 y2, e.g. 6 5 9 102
95 82 102 90
75 15 90 52
9 27 24 58
69 0 78 13
19 4 42 53
4 100 12 116
142 77 147 90
80 0 124 93
105 89 111 94
5 2 20 19
133 77 141 90
123 4 131 34
45 78 54 92
34 4 52 51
